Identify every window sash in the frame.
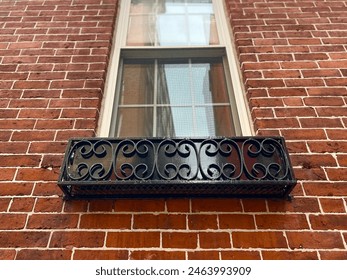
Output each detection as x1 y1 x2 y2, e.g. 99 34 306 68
97 0 253 137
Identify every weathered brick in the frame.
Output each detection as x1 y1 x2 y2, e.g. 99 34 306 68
262 251 318 260
16 249 72 260
50 231 105 248
287 232 344 249
74 250 128 260
199 232 231 249
232 231 288 249
27 214 79 229
107 232 160 248
80 214 131 229
162 232 197 249
0 232 50 248
255 214 309 230
134 214 186 230
130 250 185 260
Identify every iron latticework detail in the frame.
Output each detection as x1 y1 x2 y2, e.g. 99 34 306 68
58 137 296 199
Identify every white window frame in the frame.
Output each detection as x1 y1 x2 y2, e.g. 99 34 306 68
97 0 253 137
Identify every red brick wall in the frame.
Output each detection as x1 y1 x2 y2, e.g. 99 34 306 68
0 0 346 260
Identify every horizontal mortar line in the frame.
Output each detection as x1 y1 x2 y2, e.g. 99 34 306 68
5 229 346 233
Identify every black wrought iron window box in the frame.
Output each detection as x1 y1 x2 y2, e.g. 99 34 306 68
58 137 296 200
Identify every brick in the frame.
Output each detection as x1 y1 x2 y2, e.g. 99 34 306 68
16 168 59 181
107 232 160 248
326 129 347 140
114 199 165 212
29 142 66 154
326 168 347 181
287 232 344 249
291 154 337 168
268 88 306 97
188 250 220 260
64 200 89 212
0 183 33 196
199 232 231 249
255 118 299 129
16 249 72 260
0 155 41 167
0 232 50 248
188 215 217 230
221 250 261 260
27 214 79 229
33 197 63 212
133 214 186 230
130 251 185 260
255 214 309 230
11 131 55 141
219 214 255 229
82 199 112 211
309 215 347 230
13 81 50 89
232 231 288 249
268 198 320 213
0 214 26 230
0 168 16 181
320 198 346 213
262 251 318 260
0 250 16 260
0 120 35 129
9 99 49 108
191 199 242 212
74 250 128 260
162 232 197 249
9 197 35 212
320 251 347 260
304 182 347 196
50 231 105 248
0 198 10 212
80 214 131 229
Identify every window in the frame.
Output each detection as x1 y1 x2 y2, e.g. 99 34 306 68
98 0 253 137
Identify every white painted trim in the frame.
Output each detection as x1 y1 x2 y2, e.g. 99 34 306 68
97 0 130 137
213 0 254 136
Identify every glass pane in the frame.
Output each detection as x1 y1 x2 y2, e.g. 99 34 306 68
158 62 192 105
157 15 188 46
157 59 229 105
127 0 219 46
210 105 236 136
115 107 153 137
127 15 156 46
157 106 235 137
119 61 154 105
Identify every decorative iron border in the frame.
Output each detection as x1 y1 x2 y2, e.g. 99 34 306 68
58 137 296 199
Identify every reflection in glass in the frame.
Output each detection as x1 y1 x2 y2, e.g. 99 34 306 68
115 107 153 137
114 58 235 137
127 0 218 46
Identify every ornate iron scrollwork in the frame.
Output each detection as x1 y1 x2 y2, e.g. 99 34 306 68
58 137 296 199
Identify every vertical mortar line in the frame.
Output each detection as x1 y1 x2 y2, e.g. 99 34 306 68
282 230 290 250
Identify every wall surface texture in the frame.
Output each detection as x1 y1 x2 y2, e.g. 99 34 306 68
0 0 346 260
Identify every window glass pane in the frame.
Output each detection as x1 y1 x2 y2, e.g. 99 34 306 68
127 0 218 46
158 62 192 105
157 59 230 105
127 15 156 46
119 61 154 105
115 107 153 137
157 105 235 137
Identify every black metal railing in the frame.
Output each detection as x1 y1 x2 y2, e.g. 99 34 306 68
58 137 296 199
